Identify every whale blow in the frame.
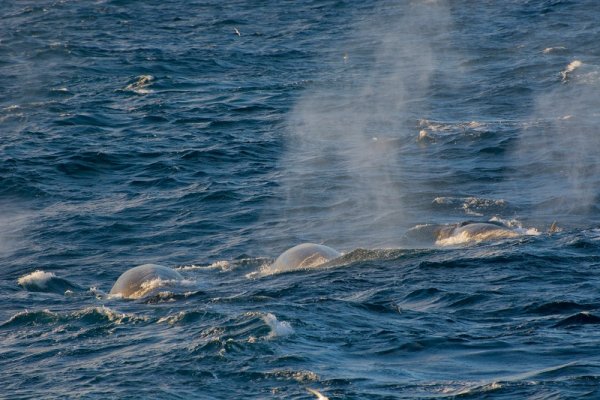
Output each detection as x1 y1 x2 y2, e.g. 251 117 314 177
109 264 183 299
270 243 342 273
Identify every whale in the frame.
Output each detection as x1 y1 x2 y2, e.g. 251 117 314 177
402 221 527 246
109 264 183 299
269 243 342 273
435 221 520 245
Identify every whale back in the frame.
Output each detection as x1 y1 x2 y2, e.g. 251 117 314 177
437 222 518 245
272 243 341 272
455 222 517 237
109 264 183 298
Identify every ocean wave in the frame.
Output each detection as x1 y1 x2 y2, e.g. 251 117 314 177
1 309 60 328
156 310 209 325
176 260 231 271
525 300 592 315
553 312 600 328
261 312 294 339
1 306 147 329
17 270 83 294
433 196 508 216
267 369 319 383
123 75 155 94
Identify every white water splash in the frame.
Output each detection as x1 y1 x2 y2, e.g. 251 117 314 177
109 278 196 300
542 46 566 54
262 313 294 338
124 74 154 94
435 229 520 246
176 260 231 271
17 270 56 289
73 306 148 324
157 311 187 325
433 196 507 216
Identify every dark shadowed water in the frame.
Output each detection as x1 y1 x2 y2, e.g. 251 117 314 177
3 0 600 398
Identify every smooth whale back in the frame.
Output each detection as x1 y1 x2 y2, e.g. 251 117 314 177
271 243 342 273
109 264 183 299
436 222 519 245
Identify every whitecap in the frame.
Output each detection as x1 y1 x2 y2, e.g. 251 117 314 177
124 74 154 94
17 270 56 289
489 217 540 235
2 309 59 327
435 229 519 246
116 277 196 300
72 306 148 324
433 196 507 216
157 311 187 325
262 313 294 338
176 260 231 271
543 46 567 54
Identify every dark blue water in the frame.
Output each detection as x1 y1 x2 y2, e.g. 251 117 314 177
3 0 600 398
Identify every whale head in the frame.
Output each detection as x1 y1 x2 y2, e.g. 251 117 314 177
109 264 183 299
270 243 342 273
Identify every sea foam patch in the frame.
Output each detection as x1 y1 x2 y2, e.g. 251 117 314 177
18 270 56 289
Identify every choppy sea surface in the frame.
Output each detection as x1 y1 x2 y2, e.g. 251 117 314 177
3 0 600 398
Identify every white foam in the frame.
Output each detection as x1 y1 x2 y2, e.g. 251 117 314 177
127 278 175 299
268 369 319 382
417 119 486 137
70 306 149 324
124 278 196 299
436 229 520 246
433 196 507 216
489 217 540 235
124 75 154 94
246 261 284 278
157 311 187 325
543 46 566 54
89 286 107 299
453 381 503 396
262 313 294 338
17 270 56 288
75 306 147 324
176 260 230 271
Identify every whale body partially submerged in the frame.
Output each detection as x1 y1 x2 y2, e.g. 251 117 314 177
435 221 521 245
402 221 533 247
109 264 183 299
269 243 342 273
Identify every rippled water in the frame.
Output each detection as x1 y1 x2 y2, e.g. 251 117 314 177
3 1 600 398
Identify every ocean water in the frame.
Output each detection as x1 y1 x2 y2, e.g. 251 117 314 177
3 0 600 398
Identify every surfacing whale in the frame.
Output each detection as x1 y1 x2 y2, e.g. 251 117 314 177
268 243 342 273
402 221 530 247
435 221 521 245
110 264 183 299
